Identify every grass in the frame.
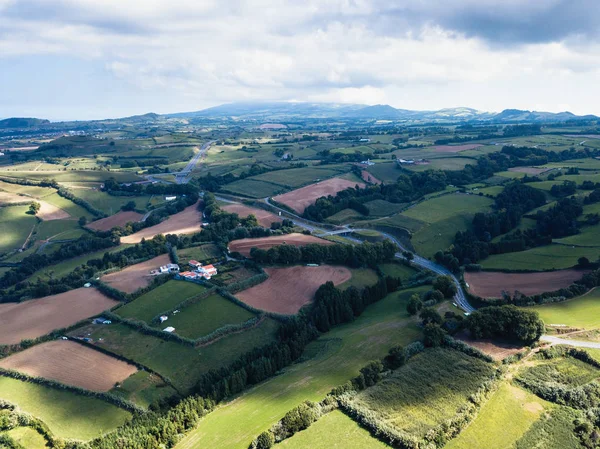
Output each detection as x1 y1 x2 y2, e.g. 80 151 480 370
276 410 391 449
446 382 547 449
411 214 475 258
0 170 141 184
35 219 86 241
0 376 130 440
364 200 406 217
4 427 48 449
554 224 600 247
251 166 347 188
157 293 256 339
481 244 600 271
375 214 426 234
72 189 153 215
115 280 208 324
365 163 402 183
406 157 475 172
0 205 38 254
349 348 495 438
178 243 222 262
402 193 493 224
79 318 280 392
175 287 426 449
519 356 600 387
325 209 365 224
514 407 581 449
378 263 418 281
222 179 285 198
339 268 379 290
42 192 94 220
531 289 600 328
110 370 178 409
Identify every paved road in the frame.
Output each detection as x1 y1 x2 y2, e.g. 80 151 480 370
263 197 476 313
540 335 600 349
174 141 215 184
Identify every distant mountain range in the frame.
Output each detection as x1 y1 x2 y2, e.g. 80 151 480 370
2 102 598 129
167 102 597 123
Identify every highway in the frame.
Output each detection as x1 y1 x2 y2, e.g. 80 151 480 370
262 197 476 313
174 140 215 184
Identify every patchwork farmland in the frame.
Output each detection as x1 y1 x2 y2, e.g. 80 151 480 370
273 177 365 213
86 210 143 231
223 203 282 227
101 253 171 293
228 233 333 257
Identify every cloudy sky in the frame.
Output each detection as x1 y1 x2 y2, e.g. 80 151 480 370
1 0 600 120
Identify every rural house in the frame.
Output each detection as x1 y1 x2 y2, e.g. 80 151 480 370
159 263 180 274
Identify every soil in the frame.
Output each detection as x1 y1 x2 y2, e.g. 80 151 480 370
0 288 118 345
273 178 365 214
0 340 137 392
86 211 143 231
455 331 523 361
121 201 201 244
465 269 589 299
37 200 70 221
222 204 282 227
101 254 171 293
236 265 352 314
228 233 333 257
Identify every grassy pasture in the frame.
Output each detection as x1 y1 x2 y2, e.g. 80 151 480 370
4 427 48 449
72 189 153 215
175 287 426 449
177 243 222 262
364 199 406 217
554 224 600 247
110 370 178 409
81 318 280 392
349 348 494 438
480 244 600 271
378 263 418 281
276 410 390 449
405 157 475 172
0 205 38 254
250 166 348 188
0 170 141 183
339 268 379 290
513 407 581 449
374 214 426 234
35 219 85 241
0 180 55 197
519 355 600 387
0 376 130 440
222 179 284 198
325 208 365 224
365 162 401 183
115 280 208 324
42 192 93 220
157 293 256 339
529 288 600 329
446 382 547 449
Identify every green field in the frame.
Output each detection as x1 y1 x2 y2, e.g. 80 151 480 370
79 318 280 392
378 263 418 281
514 407 581 449
529 289 600 329
35 219 87 241
0 170 142 184
110 370 178 409
365 162 401 183
158 293 255 339
222 179 285 198
0 376 130 440
115 280 208 323
339 268 379 290
176 287 426 449
406 157 475 172
349 348 494 438
481 244 600 271
276 410 390 449
554 224 600 247
72 189 153 215
325 208 365 224
0 205 38 254
178 243 222 262
446 382 547 449
251 166 347 188
3 427 48 449
364 199 406 217
519 354 600 387
42 192 94 220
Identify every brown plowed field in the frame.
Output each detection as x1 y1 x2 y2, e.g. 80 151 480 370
222 204 282 227
273 178 365 213
229 233 333 257
430 144 483 153
0 192 28 205
101 254 171 293
0 288 118 345
121 201 201 244
0 340 137 392
465 269 589 299
361 170 382 185
237 265 352 314
87 211 143 231
455 331 522 361
37 200 70 221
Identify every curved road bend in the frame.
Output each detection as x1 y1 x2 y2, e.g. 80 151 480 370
540 335 600 349
256 197 476 313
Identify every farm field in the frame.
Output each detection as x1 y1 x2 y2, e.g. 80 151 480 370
121 201 201 243
365 162 401 183
251 166 348 188
114 280 207 323
0 205 38 254
110 370 178 409
101 253 171 293
405 157 475 172
72 189 152 215
3 427 47 449
222 179 285 198
0 376 130 440
364 199 406 217
175 287 426 449
229 233 333 257
77 318 280 392
464 269 587 298
157 293 255 339
276 410 390 449
480 244 600 271
86 210 143 231
529 288 600 329
554 224 600 247
338 267 379 290
378 263 418 281
273 178 365 213
0 170 142 184
36 199 71 220
430 144 483 153
222 203 282 227
35 218 83 241
41 192 94 220
178 243 222 263
0 288 118 345
0 190 29 204
0 340 137 392
445 382 547 449
348 348 495 439
236 265 352 314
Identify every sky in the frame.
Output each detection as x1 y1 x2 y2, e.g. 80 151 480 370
1 0 600 120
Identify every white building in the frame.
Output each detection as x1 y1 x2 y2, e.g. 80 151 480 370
159 263 180 274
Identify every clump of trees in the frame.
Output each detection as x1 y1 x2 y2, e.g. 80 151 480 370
466 305 544 344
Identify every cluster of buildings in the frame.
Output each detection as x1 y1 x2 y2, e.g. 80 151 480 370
179 260 218 280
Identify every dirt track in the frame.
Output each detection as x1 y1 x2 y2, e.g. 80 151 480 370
0 288 118 345
121 201 201 244
101 254 170 293
273 178 365 213
237 265 351 314
87 211 143 231
222 204 282 227
229 233 333 257
465 269 589 299
430 144 483 153
0 340 137 392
